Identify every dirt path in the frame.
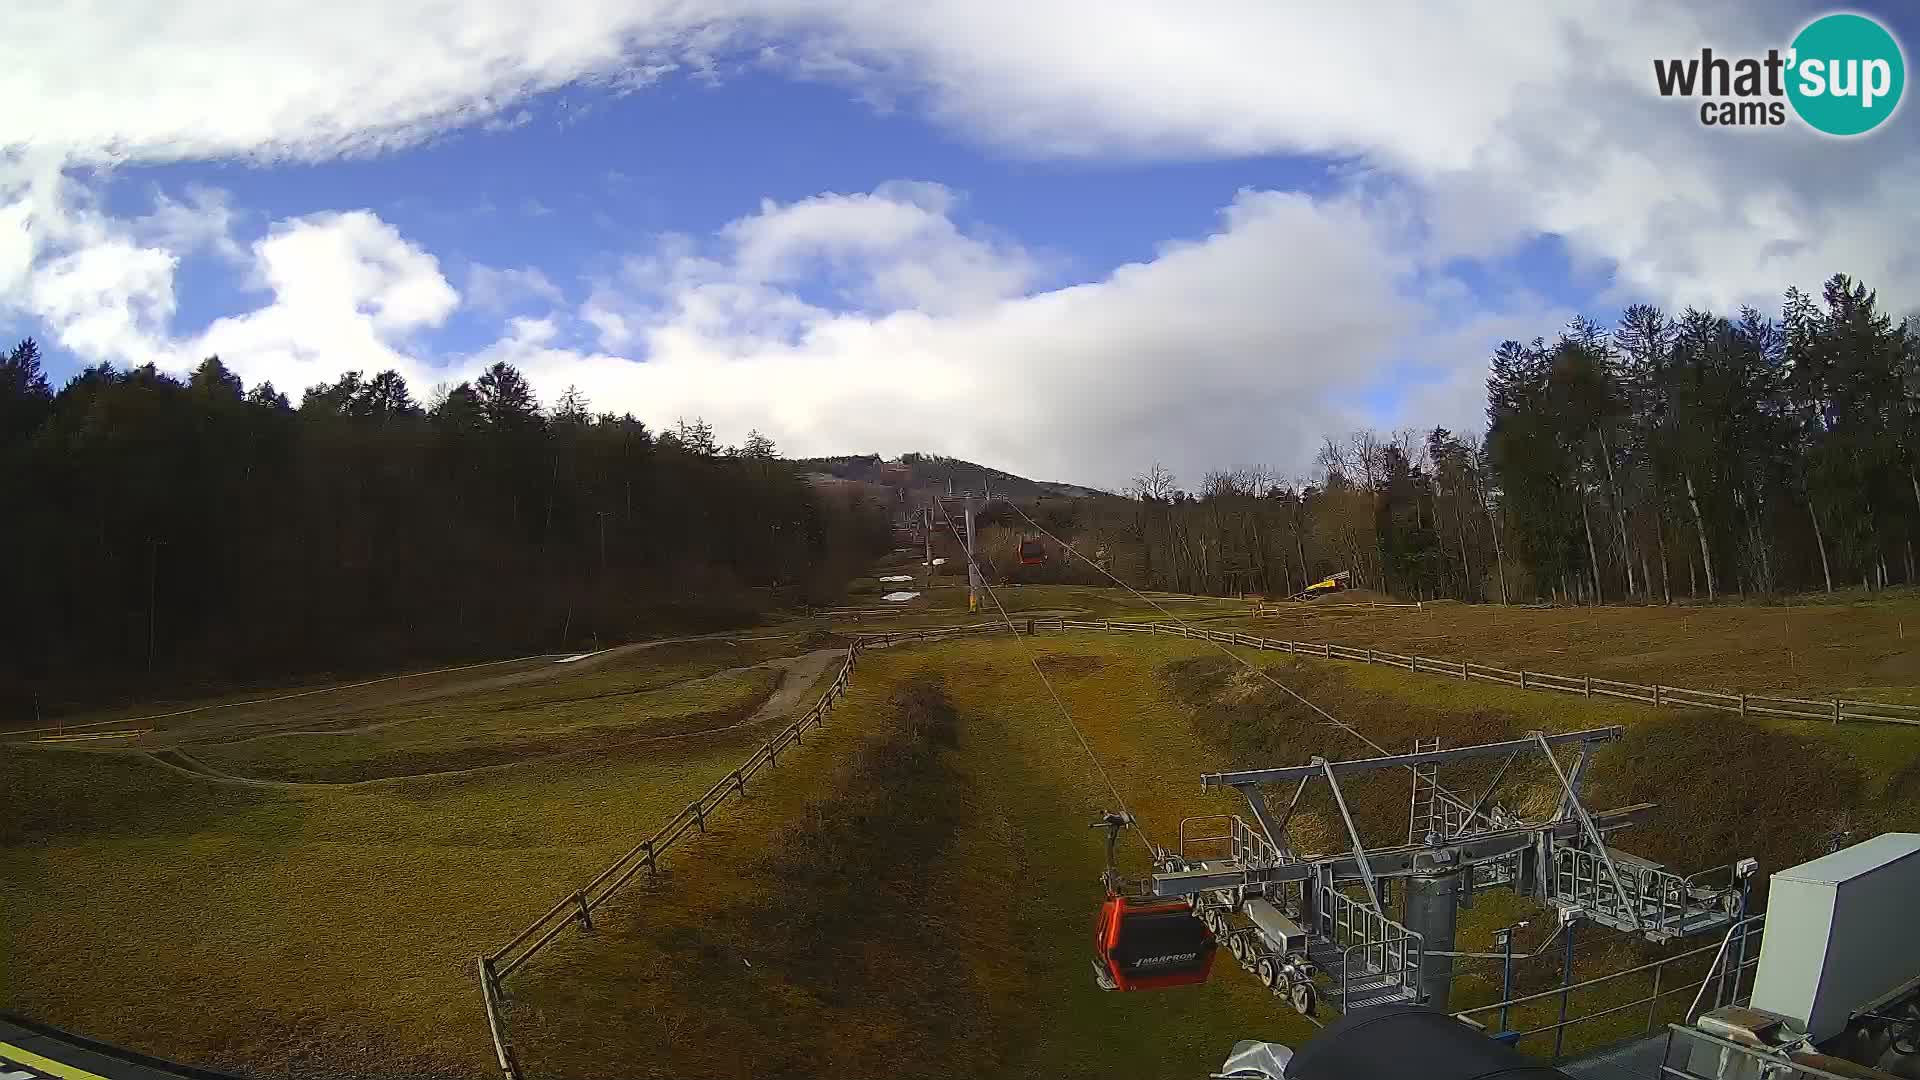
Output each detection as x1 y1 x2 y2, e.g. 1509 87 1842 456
739 649 843 724
3 630 811 743
132 648 849 789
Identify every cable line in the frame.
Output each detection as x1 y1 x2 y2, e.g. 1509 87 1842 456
934 498 1154 856
1005 501 1479 813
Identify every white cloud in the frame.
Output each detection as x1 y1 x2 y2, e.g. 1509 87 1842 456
181 211 457 394
4 1 1914 323
467 264 564 314
133 185 243 262
486 182 1420 486
28 239 176 366
721 181 1037 314
4 0 1918 482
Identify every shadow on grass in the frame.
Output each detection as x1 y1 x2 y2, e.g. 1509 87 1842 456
531 670 1000 1080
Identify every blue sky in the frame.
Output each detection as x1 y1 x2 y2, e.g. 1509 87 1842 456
5 1 1917 486
123 68 1384 347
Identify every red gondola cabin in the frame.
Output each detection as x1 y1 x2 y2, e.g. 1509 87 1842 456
1093 895 1217 991
1019 538 1047 566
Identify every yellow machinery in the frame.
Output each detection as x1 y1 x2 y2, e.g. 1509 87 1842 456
1300 571 1350 600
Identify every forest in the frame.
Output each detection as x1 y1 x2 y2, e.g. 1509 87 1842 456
4 271 1913 712
0 353 890 713
993 274 1920 605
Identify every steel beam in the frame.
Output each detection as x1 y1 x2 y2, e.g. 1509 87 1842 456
1234 783 1288 858
1146 803 1655 899
1199 727 1625 789
1321 758 1384 912
1534 732 1639 933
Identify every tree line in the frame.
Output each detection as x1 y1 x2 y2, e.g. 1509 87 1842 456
994 274 1919 605
0 350 889 714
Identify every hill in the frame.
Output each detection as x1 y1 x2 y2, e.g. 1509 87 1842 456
792 452 1109 501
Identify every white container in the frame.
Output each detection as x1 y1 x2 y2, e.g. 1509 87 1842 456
1750 833 1920 1041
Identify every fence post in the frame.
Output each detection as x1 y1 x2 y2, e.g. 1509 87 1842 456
1461 660 1468 680
767 739 780 766
1833 699 1841 724
1027 618 1036 635
1410 656 1419 673
1647 962 1663 1032
690 801 705 833
1584 675 1591 698
1738 694 1746 718
1653 685 1661 707
733 768 746 795
1365 648 1374 664
574 890 594 931
1324 643 1333 658
643 840 658 877
1520 670 1529 690
481 955 502 994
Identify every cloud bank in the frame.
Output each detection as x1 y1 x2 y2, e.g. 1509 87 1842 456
2 0 1915 485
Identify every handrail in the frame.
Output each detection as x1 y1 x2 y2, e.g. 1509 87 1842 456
1453 934 1732 1017
1662 1025 1860 1080
1686 914 1767 1023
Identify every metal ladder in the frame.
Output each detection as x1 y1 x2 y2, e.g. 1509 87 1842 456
1408 737 1442 845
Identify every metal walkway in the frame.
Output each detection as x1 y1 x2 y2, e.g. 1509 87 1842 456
1559 1031 1670 1080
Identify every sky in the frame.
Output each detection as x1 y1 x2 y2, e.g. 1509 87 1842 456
3 1 1918 490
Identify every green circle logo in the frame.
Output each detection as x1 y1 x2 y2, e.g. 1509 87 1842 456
1787 13 1905 135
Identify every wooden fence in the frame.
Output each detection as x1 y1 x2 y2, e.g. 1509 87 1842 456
474 622 1007 1079
1039 618 1920 727
474 615 1916 1077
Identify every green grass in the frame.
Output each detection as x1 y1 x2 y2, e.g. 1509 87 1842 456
188 667 781 783
0 645 852 1080
503 638 1301 1080
5 593 1919 1078
1224 593 1920 701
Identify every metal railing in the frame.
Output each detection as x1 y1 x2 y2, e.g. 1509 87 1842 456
1658 1023 1857 1080
1453 917 1765 1063
1040 619 1920 728
1552 846 1740 941
1178 813 1290 869
1318 883 1422 1008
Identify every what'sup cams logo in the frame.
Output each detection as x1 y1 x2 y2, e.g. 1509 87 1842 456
1654 12 1905 135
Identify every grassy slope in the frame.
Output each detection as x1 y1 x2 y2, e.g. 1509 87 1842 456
508 625 1913 1077
190 667 781 782
505 637 1301 1080
0 651 853 1080
1223 594 1920 701
5 595 1917 1077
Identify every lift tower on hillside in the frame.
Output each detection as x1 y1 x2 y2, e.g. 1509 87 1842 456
1111 726 1758 1018
936 488 990 614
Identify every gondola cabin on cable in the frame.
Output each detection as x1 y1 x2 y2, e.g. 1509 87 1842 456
1019 536 1048 566
1093 895 1218 991
1089 812 1217 992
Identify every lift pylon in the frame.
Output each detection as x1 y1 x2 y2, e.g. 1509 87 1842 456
1136 727 1757 1018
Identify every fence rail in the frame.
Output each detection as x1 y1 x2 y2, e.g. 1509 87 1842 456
1033 619 1920 729
475 614 1908 1077
475 621 1032 1078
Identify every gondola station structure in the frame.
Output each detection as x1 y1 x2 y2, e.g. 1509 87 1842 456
1090 726 1757 1021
